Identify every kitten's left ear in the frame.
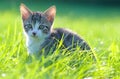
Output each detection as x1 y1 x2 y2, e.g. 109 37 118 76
44 6 56 24
20 3 32 20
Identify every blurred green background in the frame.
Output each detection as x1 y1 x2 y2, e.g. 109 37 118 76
0 0 120 46
0 0 120 79
1 0 120 27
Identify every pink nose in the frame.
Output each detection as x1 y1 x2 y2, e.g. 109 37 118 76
32 32 36 36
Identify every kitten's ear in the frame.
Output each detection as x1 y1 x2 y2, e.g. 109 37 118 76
20 3 32 20
44 6 56 24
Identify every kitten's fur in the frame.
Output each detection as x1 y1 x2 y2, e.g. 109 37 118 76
20 4 91 55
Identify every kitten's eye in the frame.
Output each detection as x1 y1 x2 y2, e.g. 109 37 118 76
25 24 32 29
38 25 44 29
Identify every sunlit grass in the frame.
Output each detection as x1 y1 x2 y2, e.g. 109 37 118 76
0 3 120 79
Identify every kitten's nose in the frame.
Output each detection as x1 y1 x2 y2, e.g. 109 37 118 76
32 32 36 36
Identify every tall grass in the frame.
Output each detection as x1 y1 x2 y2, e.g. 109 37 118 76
0 2 120 79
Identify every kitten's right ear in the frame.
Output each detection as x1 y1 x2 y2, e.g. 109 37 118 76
20 3 32 20
43 6 56 24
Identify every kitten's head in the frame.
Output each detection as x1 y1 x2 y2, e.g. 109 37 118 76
20 4 56 39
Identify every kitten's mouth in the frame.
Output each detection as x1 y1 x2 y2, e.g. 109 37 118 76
31 35 38 38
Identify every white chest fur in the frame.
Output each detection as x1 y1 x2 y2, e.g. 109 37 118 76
26 37 44 55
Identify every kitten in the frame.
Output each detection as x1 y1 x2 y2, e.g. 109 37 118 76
20 4 91 55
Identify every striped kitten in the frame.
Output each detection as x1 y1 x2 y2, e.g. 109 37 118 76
20 4 91 55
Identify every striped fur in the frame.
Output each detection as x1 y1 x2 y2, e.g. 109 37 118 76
20 4 91 55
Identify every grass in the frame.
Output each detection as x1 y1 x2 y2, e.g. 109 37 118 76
0 1 120 79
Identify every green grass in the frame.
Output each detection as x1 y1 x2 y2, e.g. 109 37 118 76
0 1 120 79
